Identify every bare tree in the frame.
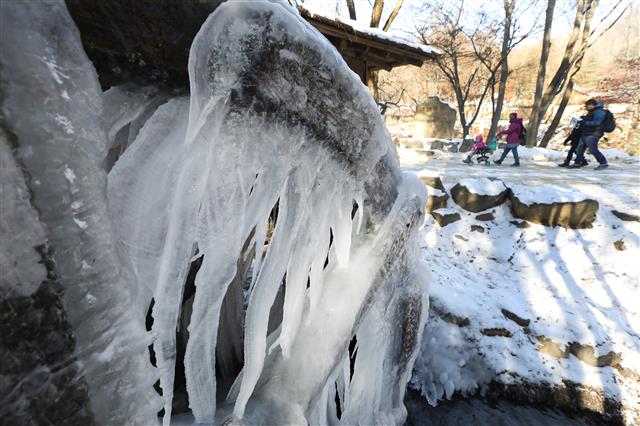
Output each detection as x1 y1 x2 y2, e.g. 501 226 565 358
480 0 539 141
344 0 406 102
538 0 630 146
526 0 556 146
487 0 515 142
417 2 505 137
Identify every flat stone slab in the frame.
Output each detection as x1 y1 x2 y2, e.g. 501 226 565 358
507 184 598 229
475 212 495 221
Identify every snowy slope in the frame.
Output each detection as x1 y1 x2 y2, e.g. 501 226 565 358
404 153 640 423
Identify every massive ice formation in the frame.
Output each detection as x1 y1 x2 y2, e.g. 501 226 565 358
2 0 428 424
0 1 161 424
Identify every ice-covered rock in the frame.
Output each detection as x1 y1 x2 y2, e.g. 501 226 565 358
1 1 161 424
154 2 425 423
0 132 95 425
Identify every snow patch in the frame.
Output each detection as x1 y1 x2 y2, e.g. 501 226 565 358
508 182 591 204
458 178 506 197
63 166 76 184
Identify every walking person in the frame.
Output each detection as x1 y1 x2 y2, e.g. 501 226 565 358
559 117 588 167
569 99 609 170
494 112 524 167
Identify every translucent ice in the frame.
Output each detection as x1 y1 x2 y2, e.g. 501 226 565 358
1 1 161 424
109 1 428 424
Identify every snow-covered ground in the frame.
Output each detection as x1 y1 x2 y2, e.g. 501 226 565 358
401 146 640 423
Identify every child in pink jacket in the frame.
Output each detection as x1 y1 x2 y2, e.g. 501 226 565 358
463 135 487 164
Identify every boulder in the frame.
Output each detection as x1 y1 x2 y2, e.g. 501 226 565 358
410 149 437 161
401 139 426 149
612 210 640 222
450 179 510 213
508 184 598 229
431 208 461 227
481 328 512 337
429 140 445 151
426 192 449 213
419 176 446 192
510 220 531 229
458 139 475 153
501 309 530 327
413 97 456 139
444 142 459 152
613 239 626 251
475 212 495 221
471 225 485 233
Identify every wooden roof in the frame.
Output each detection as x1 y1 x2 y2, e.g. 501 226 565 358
298 6 438 72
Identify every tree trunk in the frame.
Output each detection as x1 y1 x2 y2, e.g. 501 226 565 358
538 81 574 147
538 1 597 147
346 0 357 20
488 0 515 142
454 88 469 138
534 0 588 137
370 0 385 27
382 0 404 31
527 0 556 147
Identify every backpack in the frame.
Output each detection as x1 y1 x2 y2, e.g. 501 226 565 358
519 124 527 145
603 109 616 133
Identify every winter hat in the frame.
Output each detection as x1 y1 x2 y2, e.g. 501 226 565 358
509 112 518 118
475 135 484 143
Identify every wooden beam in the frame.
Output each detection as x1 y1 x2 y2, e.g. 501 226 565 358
306 19 436 65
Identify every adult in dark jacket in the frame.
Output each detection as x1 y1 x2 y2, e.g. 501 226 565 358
494 112 523 167
559 117 588 167
569 99 608 170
